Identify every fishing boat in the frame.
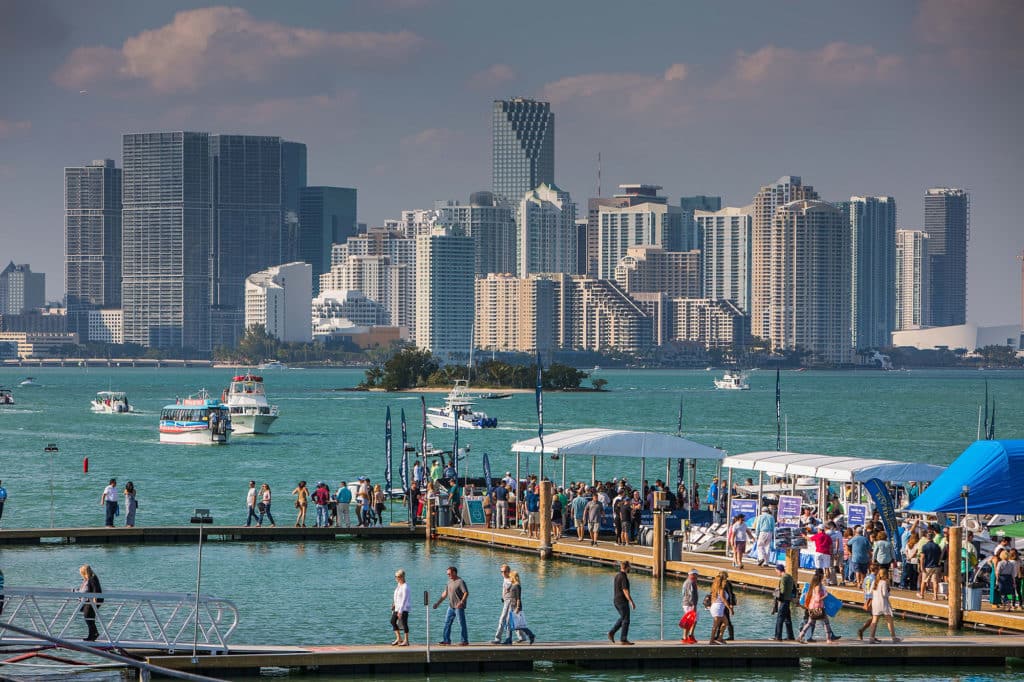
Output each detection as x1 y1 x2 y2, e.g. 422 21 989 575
714 371 750 390
475 391 513 400
18 377 39 387
257 359 287 370
0 387 13 405
158 390 231 445
426 381 497 429
91 391 133 414
223 373 279 434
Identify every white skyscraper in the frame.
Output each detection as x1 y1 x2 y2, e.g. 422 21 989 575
517 183 576 277
597 185 684 280
696 205 752 312
895 229 930 331
244 262 312 343
415 228 475 360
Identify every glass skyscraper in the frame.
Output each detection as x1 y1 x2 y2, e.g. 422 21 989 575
299 186 358 295
924 187 969 327
280 141 308 263
842 196 896 350
492 98 554 208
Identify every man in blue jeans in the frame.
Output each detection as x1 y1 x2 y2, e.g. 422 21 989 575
433 565 470 645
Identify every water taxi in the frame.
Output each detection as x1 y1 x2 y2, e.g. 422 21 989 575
91 391 133 414
0 387 13 405
714 371 750 390
426 381 497 429
223 374 278 434
159 390 231 445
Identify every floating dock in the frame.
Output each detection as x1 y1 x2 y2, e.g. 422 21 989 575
0 524 418 546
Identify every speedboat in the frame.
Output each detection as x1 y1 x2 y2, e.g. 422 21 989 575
223 373 279 434
257 359 287 370
476 391 513 400
426 381 497 429
714 371 750 390
91 391 133 414
159 390 231 445
19 377 39 387
0 387 13 405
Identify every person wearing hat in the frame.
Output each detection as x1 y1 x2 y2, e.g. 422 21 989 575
754 506 776 566
772 563 796 640
680 569 699 643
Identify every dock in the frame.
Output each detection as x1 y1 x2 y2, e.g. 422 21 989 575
0 524 419 546
147 637 1024 677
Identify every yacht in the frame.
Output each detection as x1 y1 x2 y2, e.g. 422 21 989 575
258 359 287 370
0 387 13 405
426 380 497 429
714 371 750 391
223 373 279 434
91 391 133 414
159 390 231 445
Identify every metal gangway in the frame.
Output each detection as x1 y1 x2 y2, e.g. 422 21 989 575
0 587 238 654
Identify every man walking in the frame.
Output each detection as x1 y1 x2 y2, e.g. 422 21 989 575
570 486 588 541
754 507 775 566
681 569 699 643
773 563 796 640
848 527 871 586
491 564 522 644
918 531 942 600
433 565 469 645
494 483 509 529
608 561 635 645
245 480 258 527
584 493 604 546
100 478 118 528
524 485 540 539
336 482 351 527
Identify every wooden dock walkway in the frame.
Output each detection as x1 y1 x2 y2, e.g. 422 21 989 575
436 525 1024 634
147 636 1024 677
0 524 419 546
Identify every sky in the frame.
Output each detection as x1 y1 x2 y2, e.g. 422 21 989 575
0 0 1021 325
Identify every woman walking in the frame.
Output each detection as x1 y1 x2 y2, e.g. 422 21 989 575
123 481 139 528
505 571 535 644
257 483 276 527
390 569 410 646
78 564 103 641
730 515 749 570
867 567 901 643
707 571 732 645
798 569 839 643
871 530 895 570
996 550 1020 611
374 484 386 527
291 481 309 527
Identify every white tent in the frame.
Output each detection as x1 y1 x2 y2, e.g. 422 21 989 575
721 451 945 483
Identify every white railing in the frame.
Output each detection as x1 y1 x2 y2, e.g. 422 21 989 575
0 587 238 653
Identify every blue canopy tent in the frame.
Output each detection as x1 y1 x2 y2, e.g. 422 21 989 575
907 440 1024 515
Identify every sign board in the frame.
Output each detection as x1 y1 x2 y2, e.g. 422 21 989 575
777 495 803 528
847 503 868 528
464 496 485 526
729 498 758 527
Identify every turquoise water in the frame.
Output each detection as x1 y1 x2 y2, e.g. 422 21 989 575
0 367 1021 679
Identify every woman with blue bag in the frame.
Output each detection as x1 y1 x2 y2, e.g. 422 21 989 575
505 571 535 645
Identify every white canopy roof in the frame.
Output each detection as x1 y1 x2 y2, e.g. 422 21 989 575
722 451 945 483
510 428 724 460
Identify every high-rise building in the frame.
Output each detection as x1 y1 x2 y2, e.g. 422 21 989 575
280 141 307 263
895 229 930 331
670 298 749 349
597 185 683 279
548 274 652 353
435 192 516 275
244 262 312 343
415 227 474 360
492 98 554 208
613 245 701 299
0 263 45 315
697 205 752 312
518 183 577 277
750 175 819 342
474 274 556 355
64 159 121 339
924 187 969 327
121 132 212 350
680 195 722 252
585 197 629 277
575 218 589 276
842 196 896 350
299 186 357 294
312 289 389 329
764 200 852 364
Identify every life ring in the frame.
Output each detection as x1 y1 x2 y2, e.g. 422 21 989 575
963 517 981 533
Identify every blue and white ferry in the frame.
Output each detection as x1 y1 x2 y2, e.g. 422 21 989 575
159 390 231 445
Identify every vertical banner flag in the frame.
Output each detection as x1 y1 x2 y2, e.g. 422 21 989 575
453 404 460 477
863 478 900 553
399 408 409 495
420 395 427 460
385 406 393 493
775 367 782 450
988 400 996 440
536 350 544 461
482 452 492 492
677 394 683 435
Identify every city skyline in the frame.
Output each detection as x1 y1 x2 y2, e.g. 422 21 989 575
0 1 1021 325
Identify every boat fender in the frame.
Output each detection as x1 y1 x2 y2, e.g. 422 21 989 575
83 457 89 474
963 518 981 533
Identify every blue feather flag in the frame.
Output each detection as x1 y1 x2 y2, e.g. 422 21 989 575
384 406 393 492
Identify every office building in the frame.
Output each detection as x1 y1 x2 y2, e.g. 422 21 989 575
415 228 474 360
597 185 683 279
0 331 78 359
87 309 124 344
842 196 896 349
474 273 556 355
312 289 390 329
575 218 589 276
584 197 629 277
64 159 121 340
436 192 517 275
697 205 752 312
243 262 312 343
280 141 307 263
492 98 554 208
895 229 930 331
924 187 969 327
613 245 701 299
671 298 749 349
0 262 45 315
763 200 852 364
680 195 722 252
299 186 358 293
750 175 820 342
0 309 66 333
518 183 576 277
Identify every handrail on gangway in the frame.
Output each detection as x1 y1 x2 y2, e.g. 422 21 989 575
0 587 239 653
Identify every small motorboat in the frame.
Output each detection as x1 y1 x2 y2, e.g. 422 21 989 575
19 377 40 387
426 381 497 429
257 359 288 370
714 371 750 390
91 391 133 414
0 387 14 405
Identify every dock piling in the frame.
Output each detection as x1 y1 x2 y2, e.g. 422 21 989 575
539 481 553 559
785 547 800 581
948 526 963 630
652 492 665 578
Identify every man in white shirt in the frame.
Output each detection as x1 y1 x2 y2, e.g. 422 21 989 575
100 479 118 527
245 481 258 527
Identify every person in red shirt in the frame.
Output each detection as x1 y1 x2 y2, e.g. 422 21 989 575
808 525 835 583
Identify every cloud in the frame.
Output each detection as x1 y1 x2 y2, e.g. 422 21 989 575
663 63 688 82
468 64 517 89
733 43 904 87
400 127 462 150
0 119 31 139
539 63 689 114
52 6 425 93
913 0 1023 71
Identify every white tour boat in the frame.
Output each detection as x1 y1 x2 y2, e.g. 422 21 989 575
714 371 751 390
258 359 288 370
91 391 133 414
158 390 231 445
426 380 497 429
223 373 279 435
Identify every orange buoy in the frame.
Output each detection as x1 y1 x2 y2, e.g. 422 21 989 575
83 457 89 473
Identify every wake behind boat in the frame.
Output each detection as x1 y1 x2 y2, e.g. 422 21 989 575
223 373 279 434
159 390 231 445
714 371 750 390
91 390 133 414
426 380 497 429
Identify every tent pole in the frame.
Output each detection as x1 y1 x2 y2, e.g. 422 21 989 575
640 457 646 509
591 456 596 487
725 467 734 543
758 471 764 511
666 460 670 489
561 456 566 492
